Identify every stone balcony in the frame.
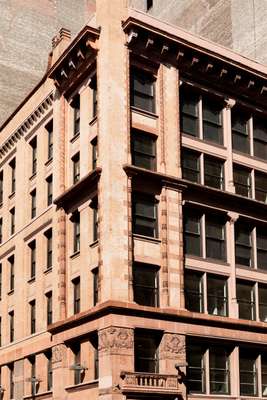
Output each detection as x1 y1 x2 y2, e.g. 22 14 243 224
120 371 182 396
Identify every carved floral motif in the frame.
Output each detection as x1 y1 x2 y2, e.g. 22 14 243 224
99 327 133 353
160 333 186 359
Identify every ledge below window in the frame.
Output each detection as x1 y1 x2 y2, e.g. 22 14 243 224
65 379 98 392
23 390 52 400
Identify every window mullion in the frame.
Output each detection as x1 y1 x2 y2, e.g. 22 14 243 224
255 282 259 322
199 96 203 140
250 116 254 156
259 353 263 397
252 226 257 269
200 153 205 185
251 168 256 200
206 348 210 395
203 273 208 314
202 213 206 258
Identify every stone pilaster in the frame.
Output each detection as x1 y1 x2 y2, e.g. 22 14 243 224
98 326 134 400
52 343 69 400
224 98 236 193
227 211 239 318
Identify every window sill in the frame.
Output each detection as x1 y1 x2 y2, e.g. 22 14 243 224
29 172 37 181
89 239 98 248
65 379 98 392
182 132 226 149
23 390 52 399
43 267 52 274
70 132 80 143
7 289 14 296
70 251 80 259
89 115 97 126
133 234 161 244
27 277 36 284
44 157 53 167
185 255 229 266
131 106 158 119
8 191 15 200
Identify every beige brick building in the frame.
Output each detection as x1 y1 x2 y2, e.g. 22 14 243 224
0 0 267 399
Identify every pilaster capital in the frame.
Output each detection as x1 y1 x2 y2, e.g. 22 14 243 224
227 211 239 224
224 97 236 109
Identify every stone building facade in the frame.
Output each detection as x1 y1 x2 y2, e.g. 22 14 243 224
0 0 267 399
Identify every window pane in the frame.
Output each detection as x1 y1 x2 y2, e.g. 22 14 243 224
235 224 252 267
132 134 156 171
131 69 155 113
182 149 200 183
253 118 267 160
255 172 267 203
259 285 267 322
187 344 205 393
233 166 251 197
257 228 267 270
262 354 267 396
204 156 224 189
239 351 257 396
133 195 157 238
207 275 228 316
180 90 199 137
210 347 230 394
133 264 158 307
232 110 250 154
202 99 223 144
135 332 159 373
185 271 203 312
237 281 255 320
184 210 201 257
206 216 226 261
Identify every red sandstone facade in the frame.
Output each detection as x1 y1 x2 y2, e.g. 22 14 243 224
0 1 267 399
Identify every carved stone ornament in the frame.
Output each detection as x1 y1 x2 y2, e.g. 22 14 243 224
52 344 66 364
99 327 134 354
160 333 186 360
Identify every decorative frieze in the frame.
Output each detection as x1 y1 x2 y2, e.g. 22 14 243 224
160 333 186 360
99 327 134 354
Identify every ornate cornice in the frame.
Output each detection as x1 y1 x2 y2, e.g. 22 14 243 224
0 92 53 160
123 15 267 108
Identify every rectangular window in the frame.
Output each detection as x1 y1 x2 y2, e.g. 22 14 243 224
0 170 3 204
262 353 267 396
30 137 37 175
10 207 15 235
73 277 80 314
255 171 267 203
205 215 226 260
45 229 53 269
72 153 80 184
239 350 257 396
90 75 97 118
93 268 99 306
209 347 230 394
91 199 98 242
233 165 251 197
204 156 224 189
131 68 156 113
46 291 53 325
237 280 255 320
9 158 16 193
235 223 252 267
132 193 158 238
30 300 36 334
146 0 153 10
253 117 267 160
8 255 14 292
184 209 201 257
30 189 37 218
29 240 36 279
0 218 2 244
180 89 199 137
182 149 200 183
46 351 53 390
259 285 267 322
9 363 14 399
207 275 228 316
187 343 205 393
202 98 223 144
132 132 156 171
46 119 53 160
72 95 80 136
134 330 159 373
46 175 53 206
72 343 82 385
72 212 80 253
9 311 14 342
133 263 159 307
257 227 267 270
30 356 37 395
92 137 97 169
232 109 250 154
185 270 204 313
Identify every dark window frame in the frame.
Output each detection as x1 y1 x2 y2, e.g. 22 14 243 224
132 193 158 238
131 67 156 114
